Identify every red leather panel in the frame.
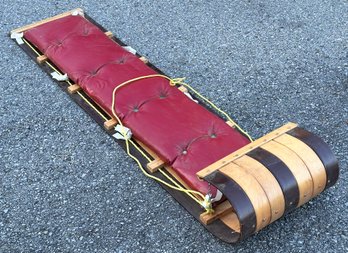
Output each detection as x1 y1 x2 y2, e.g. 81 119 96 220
24 15 250 196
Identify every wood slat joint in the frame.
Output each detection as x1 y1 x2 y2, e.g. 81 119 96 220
139 56 149 64
36 55 48 64
178 86 188 93
147 158 165 173
104 31 113 38
67 84 82 94
104 118 117 130
226 121 236 127
135 139 196 193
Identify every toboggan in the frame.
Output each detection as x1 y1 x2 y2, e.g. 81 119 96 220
10 9 339 243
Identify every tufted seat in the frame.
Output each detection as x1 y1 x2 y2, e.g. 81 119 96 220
24 15 250 197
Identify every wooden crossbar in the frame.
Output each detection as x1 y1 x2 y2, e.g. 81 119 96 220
11 8 84 34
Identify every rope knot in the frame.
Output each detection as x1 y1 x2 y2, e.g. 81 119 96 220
201 194 214 214
169 77 186 86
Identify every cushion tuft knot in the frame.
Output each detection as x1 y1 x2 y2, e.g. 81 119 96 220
159 90 168 99
56 40 63 46
90 70 98 76
117 57 126 64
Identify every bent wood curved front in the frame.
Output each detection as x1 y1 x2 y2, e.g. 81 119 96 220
201 123 339 242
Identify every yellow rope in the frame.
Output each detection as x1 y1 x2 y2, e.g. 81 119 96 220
111 74 253 213
128 139 152 162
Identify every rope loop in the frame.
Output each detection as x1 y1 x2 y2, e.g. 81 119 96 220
169 77 186 86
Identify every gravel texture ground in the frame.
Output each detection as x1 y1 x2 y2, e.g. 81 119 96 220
1 1 347 252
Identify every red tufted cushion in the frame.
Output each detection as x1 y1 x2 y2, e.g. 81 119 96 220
24 15 250 197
